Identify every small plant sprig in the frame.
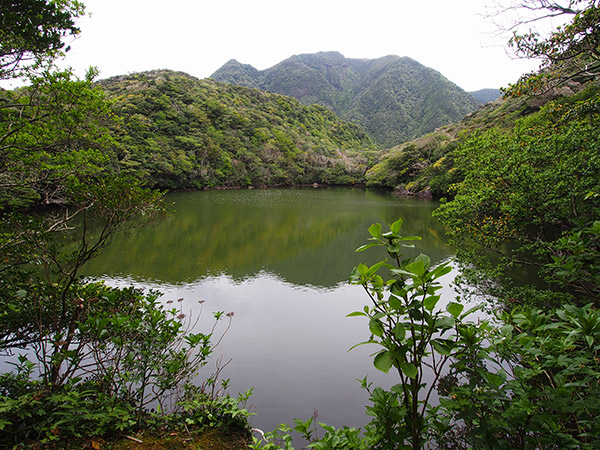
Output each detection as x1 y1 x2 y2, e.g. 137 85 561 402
348 218 481 450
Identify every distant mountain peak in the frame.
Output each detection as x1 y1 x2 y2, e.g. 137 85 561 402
211 52 481 147
210 59 260 88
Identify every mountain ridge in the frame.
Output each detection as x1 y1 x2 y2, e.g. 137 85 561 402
211 51 482 147
97 69 377 190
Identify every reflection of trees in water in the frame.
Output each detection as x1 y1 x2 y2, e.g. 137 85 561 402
82 188 451 287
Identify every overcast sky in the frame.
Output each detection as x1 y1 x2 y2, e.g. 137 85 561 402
51 0 547 92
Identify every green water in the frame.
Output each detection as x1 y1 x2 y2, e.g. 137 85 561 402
83 187 451 286
81 187 455 436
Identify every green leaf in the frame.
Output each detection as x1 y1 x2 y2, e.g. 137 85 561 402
430 263 452 279
348 340 377 352
415 253 431 270
405 260 426 278
389 295 403 311
400 361 418 378
393 322 406 340
484 370 507 388
318 422 336 434
387 243 401 253
423 295 440 312
367 260 388 276
460 303 484 319
446 302 464 319
356 242 380 253
436 316 455 329
373 351 393 373
389 218 403 234
368 223 382 239
369 319 384 338
390 383 405 394
390 268 415 277
356 263 369 277
346 311 367 317
432 339 453 356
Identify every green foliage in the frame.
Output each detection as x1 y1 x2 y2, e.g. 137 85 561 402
250 220 482 450
505 0 600 96
0 6 252 449
0 68 121 210
211 52 481 148
247 219 600 450
348 219 480 450
178 385 254 434
80 289 221 418
0 0 85 79
98 70 376 190
0 66 167 391
436 303 600 450
362 92 545 198
0 69 166 393
469 88 502 104
544 220 600 298
0 286 238 447
0 379 136 446
435 86 600 305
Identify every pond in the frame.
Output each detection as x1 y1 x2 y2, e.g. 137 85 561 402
81 187 458 436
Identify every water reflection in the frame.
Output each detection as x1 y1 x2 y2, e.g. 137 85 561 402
82 187 457 439
101 262 469 438
83 187 451 287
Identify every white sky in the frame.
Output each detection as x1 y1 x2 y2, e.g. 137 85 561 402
51 0 547 92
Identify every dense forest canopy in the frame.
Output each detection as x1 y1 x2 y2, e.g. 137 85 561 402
211 52 481 147
98 70 377 189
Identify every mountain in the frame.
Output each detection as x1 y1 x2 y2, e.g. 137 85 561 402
469 88 502 103
98 70 377 190
211 52 481 147
363 77 594 198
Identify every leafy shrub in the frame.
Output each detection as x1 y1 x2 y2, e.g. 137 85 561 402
437 303 600 450
0 286 236 447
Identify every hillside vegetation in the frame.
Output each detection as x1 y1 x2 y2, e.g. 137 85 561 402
363 77 597 198
363 92 535 197
468 88 502 103
211 51 481 147
99 70 377 190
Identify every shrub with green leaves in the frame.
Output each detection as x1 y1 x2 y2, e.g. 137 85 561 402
434 87 600 307
433 302 600 449
0 285 234 447
346 218 482 450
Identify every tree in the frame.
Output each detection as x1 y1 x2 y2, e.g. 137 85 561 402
0 67 166 388
0 0 85 79
434 85 600 305
0 3 253 447
494 0 600 94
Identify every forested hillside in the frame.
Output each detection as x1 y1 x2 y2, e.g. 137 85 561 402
2 0 600 449
98 70 377 189
363 76 598 199
363 90 536 197
468 88 502 103
211 52 481 147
